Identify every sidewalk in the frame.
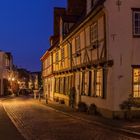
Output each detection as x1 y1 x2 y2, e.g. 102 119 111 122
36 97 140 138
0 101 25 140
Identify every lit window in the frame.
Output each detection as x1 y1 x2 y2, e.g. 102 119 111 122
133 68 140 97
56 51 59 63
90 23 98 43
55 78 60 93
64 77 69 95
96 69 103 97
60 77 64 93
133 10 140 36
61 47 64 60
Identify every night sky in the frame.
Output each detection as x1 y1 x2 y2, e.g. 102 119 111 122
0 0 66 72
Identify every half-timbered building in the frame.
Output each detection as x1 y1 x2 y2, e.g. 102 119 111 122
41 0 140 118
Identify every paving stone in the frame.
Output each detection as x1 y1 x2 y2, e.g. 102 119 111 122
0 102 25 140
1 97 139 140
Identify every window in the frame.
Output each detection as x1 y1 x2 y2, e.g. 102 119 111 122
81 69 104 97
64 77 69 95
55 78 60 93
88 71 92 96
75 36 80 52
61 47 64 60
90 23 98 43
133 68 140 97
133 10 140 36
56 51 59 63
81 72 85 95
95 69 103 97
60 77 64 94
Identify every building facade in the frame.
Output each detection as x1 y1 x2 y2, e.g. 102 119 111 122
41 0 140 118
0 51 13 96
41 50 54 100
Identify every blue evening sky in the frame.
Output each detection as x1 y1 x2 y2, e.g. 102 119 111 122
0 0 66 72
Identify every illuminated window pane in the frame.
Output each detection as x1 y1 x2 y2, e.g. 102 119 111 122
60 77 64 94
96 69 103 97
64 77 69 95
55 78 60 93
56 51 59 63
133 68 140 97
61 47 64 60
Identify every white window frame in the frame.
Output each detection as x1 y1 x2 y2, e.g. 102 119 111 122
133 11 140 36
90 23 98 44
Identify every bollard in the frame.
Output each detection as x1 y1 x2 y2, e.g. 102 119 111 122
46 94 48 104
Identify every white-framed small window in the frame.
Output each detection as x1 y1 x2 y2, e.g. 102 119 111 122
90 23 98 43
133 10 140 36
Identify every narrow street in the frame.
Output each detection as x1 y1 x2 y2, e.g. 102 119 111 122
0 96 138 140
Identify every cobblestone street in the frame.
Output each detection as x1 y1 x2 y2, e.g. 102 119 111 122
1 97 139 140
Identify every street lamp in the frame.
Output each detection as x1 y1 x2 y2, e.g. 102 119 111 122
12 77 15 81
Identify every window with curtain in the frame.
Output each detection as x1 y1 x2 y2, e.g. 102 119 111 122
95 69 103 97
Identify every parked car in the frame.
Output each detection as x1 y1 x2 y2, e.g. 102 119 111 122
19 88 33 96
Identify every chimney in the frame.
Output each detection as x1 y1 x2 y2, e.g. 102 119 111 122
53 7 66 36
67 0 86 16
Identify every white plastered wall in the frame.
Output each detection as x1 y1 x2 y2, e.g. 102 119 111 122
104 0 140 111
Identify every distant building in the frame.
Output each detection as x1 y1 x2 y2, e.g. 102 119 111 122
0 51 13 96
41 0 140 118
41 51 54 100
29 72 42 90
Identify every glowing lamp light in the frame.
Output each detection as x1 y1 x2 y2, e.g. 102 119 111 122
12 78 15 81
8 77 11 81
